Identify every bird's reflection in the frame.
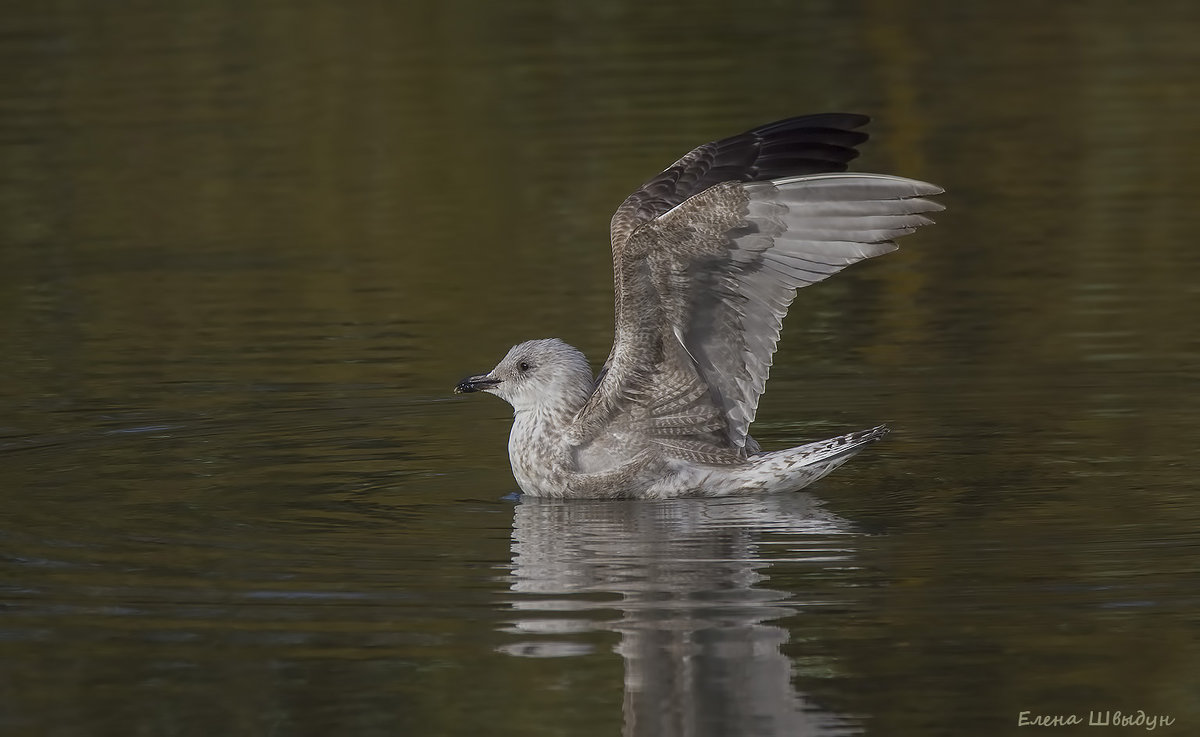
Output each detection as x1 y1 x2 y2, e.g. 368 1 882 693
499 493 862 737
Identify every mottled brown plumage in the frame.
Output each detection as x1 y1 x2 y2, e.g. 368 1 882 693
456 114 942 498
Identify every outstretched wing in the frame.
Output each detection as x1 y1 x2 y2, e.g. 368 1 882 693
570 171 943 461
609 113 869 248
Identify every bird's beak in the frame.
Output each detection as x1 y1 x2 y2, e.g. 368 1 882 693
454 373 501 394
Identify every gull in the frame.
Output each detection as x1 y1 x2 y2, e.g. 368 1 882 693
455 113 942 498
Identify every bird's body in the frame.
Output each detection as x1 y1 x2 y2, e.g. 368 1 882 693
456 114 942 499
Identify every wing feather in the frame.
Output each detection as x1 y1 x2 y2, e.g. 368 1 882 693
568 116 943 462
608 113 870 247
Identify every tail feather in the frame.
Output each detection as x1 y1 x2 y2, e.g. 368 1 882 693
792 424 889 465
748 425 889 493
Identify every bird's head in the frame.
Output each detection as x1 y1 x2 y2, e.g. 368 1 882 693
454 338 594 413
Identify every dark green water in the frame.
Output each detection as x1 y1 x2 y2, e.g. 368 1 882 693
2 2 1199 735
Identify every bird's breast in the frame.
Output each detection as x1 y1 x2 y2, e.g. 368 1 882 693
507 412 573 496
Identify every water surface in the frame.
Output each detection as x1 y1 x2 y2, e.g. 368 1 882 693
2 1 1199 735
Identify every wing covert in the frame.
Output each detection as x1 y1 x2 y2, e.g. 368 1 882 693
571 172 942 455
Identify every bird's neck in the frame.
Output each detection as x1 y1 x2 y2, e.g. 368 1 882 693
511 390 586 442
512 372 594 428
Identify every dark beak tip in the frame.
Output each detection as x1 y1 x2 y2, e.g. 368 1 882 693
454 375 498 395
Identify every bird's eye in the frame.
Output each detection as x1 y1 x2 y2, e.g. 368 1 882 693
518 361 531 372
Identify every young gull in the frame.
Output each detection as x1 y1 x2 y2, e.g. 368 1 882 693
455 113 942 498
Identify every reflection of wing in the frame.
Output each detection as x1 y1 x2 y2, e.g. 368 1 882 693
570 173 942 462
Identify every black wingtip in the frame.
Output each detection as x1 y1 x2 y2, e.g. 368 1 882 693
731 113 872 180
749 113 870 136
